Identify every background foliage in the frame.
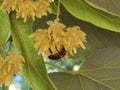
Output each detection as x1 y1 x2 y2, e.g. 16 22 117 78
0 0 120 90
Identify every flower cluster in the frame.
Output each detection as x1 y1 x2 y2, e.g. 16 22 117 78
30 19 86 57
2 0 52 22
0 52 24 86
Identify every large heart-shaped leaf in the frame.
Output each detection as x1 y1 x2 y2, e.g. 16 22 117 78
9 13 56 90
49 48 120 90
80 48 120 90
88 0 120 15
61 0 120 32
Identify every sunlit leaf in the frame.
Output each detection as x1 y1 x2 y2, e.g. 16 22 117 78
0 10 10 46
50 48 120 90
61 0 120 32
9 13 56 90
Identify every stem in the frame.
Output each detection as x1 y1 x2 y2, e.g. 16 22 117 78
56 0 61 19
0 42 7 58
2 84 8 90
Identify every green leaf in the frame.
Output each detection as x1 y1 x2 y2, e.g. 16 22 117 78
9 13 56 90
50 48 120 90
80 48 120 90
61 0 120 32
50 72 84 90
88 0 120 15
0 10 10 46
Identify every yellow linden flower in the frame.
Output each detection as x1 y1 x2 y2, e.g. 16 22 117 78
2 0 52 22
30 19 87 58
64 26 86 55
35 0 52 18
30 29 52 56
0 52 24 86
16 0 36 22
0 66 13 86
5 52 25 74
47 19 66 39
1 0 18 13
0 56 4 69
66 26 86 49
